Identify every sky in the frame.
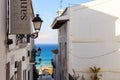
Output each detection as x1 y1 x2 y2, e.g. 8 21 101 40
32 0 91 44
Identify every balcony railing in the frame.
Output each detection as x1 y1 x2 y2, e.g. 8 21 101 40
29 57 35 64
19 43 28 48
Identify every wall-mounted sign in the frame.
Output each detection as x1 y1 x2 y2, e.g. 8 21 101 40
10 0 31 34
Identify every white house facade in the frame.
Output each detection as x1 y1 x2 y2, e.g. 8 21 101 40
51 0 120 80
0 0 7 80
0 0 42 80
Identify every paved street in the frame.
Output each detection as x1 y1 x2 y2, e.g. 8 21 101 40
38 75 53 80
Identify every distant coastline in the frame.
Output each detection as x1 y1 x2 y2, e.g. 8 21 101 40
34 44 58 74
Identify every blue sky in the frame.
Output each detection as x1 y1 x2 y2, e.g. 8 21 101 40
32 0 91 44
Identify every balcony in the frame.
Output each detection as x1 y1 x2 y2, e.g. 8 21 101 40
19 43 28 48
29 57 35 64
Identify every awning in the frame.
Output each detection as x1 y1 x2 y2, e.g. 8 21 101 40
51 49 58 54
51 15 69 29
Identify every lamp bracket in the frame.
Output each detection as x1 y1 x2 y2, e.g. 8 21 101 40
5 39 13 45
30 32 38 39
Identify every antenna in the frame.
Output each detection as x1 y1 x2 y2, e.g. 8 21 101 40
60 0 63 8
57 0 64 16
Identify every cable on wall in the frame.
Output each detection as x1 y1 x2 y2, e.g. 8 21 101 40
70 49 119 59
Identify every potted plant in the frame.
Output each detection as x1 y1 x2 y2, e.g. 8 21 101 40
89 66 101 80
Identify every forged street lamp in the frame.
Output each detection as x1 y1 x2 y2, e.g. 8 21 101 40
32 14 43 32
32 47 42 80
31 14 43 39
6 14 43 44
31 47 42 57
30 47 42 65
16 14 43 40
38 47 41 54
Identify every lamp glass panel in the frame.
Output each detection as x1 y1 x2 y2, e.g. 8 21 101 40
34 22 42 30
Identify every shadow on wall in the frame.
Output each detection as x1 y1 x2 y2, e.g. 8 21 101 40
72 5 118 41
69 4 120 80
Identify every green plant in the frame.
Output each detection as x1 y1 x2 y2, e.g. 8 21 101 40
89 66 101 80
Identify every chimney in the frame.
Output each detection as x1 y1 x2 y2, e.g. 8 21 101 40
57 9 64 16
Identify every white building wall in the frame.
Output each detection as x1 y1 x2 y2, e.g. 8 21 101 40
53 53 60 80
0 0 35 80
68 0 120 80
58 22 68 80
27 41 34 80
0 0 7 80
7 47 27 78
7 43 34 80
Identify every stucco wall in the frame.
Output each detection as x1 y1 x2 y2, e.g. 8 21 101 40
7 47 27 78
68 0 120 80
0 0 7 80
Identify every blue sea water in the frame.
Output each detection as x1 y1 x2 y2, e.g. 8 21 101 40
35 44 58 68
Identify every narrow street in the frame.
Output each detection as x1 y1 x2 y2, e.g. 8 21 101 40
38 75 53 80
1 0 120 80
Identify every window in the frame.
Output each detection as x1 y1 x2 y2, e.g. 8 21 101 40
28 70 30 80
6 62 10 80
23 70 26 80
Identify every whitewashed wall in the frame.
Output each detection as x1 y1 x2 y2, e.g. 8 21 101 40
7 47 27 79
68 0 120 80
7 39 34 80
0 0 7 80
53 54 60 80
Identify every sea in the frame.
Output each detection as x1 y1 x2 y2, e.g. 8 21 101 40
34 44 58 69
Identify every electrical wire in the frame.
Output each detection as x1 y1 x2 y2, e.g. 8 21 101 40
75 70 120 74
70 49 119 59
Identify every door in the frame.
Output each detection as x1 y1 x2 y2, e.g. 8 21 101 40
17 61 22 80
23 70 26 80
6 62 10 80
